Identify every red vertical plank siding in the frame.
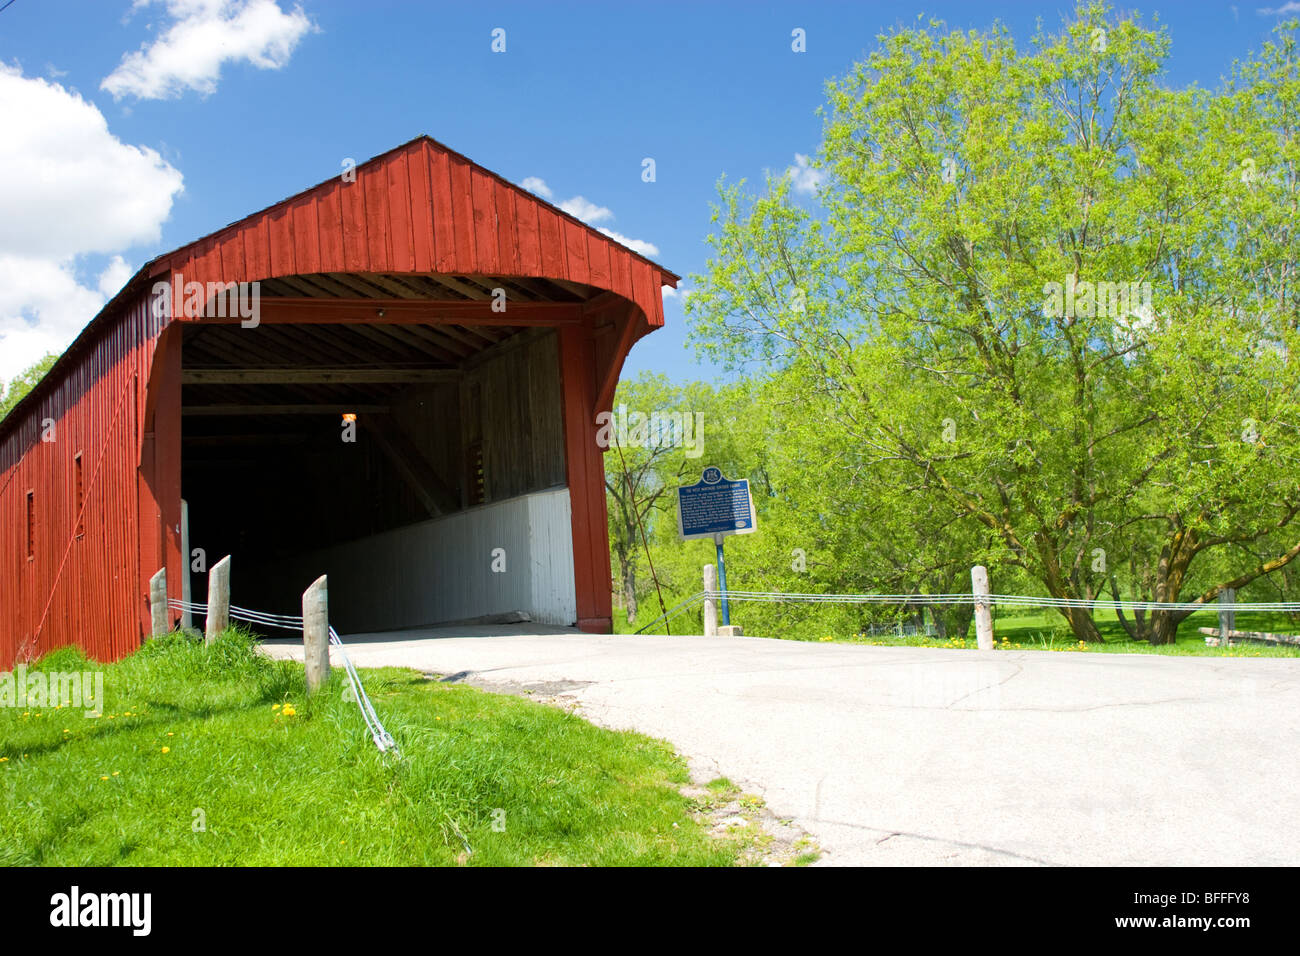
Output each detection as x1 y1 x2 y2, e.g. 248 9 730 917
611 245 634 301
448 157 477 273
587 236 612 290
428 145 457 273
247 219 273 278
386 152 415 273
291 197 321 275
217 230 245 285
340 174 367 271
557 324 614 632
0 300 148 667
563 220 590 284
0 137 676 666
493 180 519 276
315 182 345 273
267 206 296 277
407 150 434 273
536 207 566 277
630 260 655 329
362 166 391 271
190 242 222 305
515 196 541 275
470 168 498 274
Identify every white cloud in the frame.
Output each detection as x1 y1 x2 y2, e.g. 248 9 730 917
786 153 825 195
0 257 109 381
598 228 659 258
0 66 183 259
97 256 135 298
558 196 614 224
1258 2 1300 13
661 284 690 301
519 172 659 259
0 66 183 381
519 176 553 200
102 0 315 101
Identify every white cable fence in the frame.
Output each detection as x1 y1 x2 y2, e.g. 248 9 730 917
635 586 1300 636
168 596 398 755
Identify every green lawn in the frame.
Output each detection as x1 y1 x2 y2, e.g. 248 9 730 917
0 630 739 866
835 606 1300 657
620 595 1300 657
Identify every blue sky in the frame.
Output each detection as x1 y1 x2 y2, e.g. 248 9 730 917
0 0 1293 383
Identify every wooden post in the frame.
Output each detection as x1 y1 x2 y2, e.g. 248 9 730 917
972 565 994 650
1218 588 1236 645
149 568 168 637
303 575 330 694
702 564 718 637
205 555 230 645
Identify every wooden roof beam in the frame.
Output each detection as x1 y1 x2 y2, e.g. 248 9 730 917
182 368 463 385
182 404 391 416
189 298 584 326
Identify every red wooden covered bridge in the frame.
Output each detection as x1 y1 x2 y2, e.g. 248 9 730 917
0 136 676 667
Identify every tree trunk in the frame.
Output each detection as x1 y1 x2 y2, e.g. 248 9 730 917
935 603 974 640
1038 546 1105 641
1144 530 1196 644
1146 609 1180 645
1057 603 1104 643
622 563 638 625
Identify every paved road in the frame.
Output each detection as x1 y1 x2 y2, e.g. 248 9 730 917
264 627 1300 866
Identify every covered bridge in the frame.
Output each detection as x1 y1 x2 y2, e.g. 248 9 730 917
0 136 676 668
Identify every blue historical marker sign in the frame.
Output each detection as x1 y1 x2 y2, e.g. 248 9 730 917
677 467 757 541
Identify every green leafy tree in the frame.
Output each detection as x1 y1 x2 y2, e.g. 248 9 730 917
687 4 1300 643
0 353 58 421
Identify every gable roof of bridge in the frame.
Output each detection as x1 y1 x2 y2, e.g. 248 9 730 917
147 134 677 319
3 135 677 439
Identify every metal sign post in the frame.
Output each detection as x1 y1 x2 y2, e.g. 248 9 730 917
714 532 730 626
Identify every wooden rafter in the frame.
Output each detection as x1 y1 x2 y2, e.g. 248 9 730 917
182 368 461 385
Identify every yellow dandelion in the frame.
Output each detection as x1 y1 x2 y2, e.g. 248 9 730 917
272 703 281 710
100 775 108 781
0 757 8 763
161 746 170 754
166 732 174 737
112 771 120 776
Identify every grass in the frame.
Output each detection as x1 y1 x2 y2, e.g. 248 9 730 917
622 588 1300 656
0 629 740 866
822 606 1300 657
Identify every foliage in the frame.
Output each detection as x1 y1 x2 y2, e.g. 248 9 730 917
0 353 58 422
680 3 1300 643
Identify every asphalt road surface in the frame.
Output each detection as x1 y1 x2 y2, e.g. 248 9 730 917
264 626 1300 866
